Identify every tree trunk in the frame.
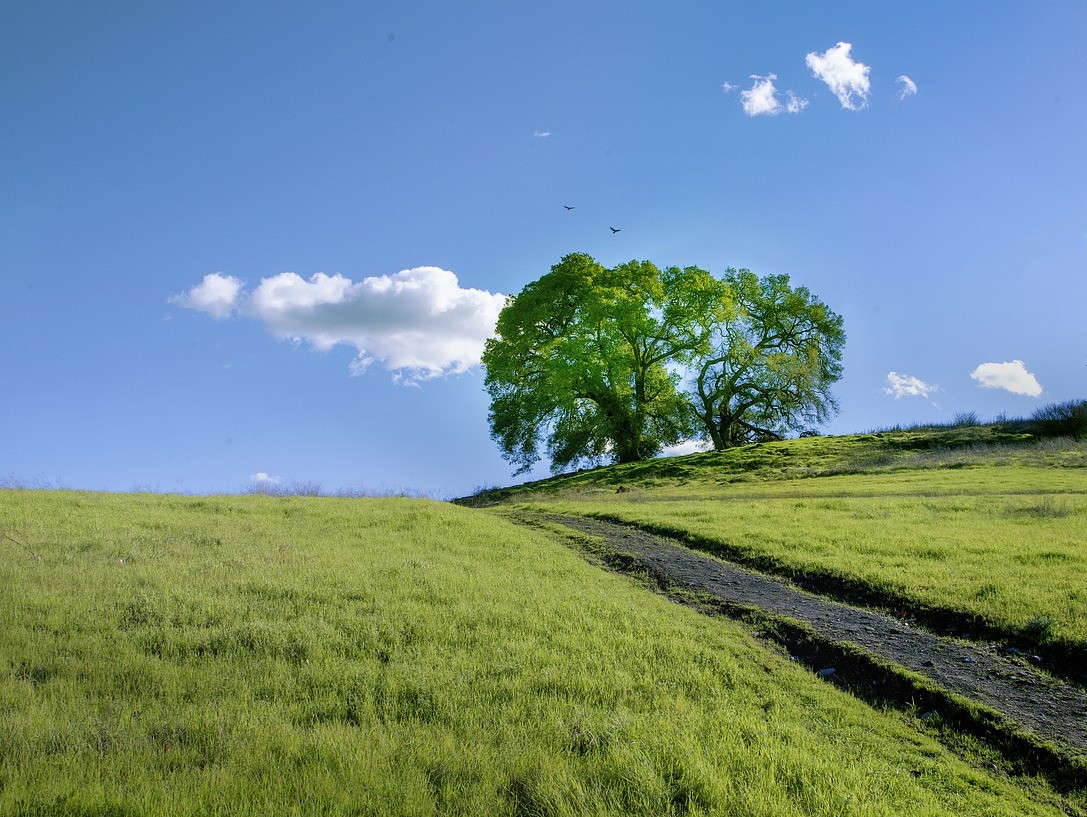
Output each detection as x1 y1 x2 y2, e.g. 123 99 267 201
596 393 644 463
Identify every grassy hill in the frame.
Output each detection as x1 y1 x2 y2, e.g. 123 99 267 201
462 424 1083 499
1 425 1084 814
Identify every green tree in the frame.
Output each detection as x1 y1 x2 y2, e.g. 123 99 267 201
691 269 845 448
482 253 724 473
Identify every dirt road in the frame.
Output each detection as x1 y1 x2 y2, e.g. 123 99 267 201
539 512 1087 759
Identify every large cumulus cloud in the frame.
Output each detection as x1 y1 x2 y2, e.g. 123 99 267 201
172 267 507 383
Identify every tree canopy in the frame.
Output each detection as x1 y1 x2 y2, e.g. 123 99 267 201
482 254 844 473
691 269 845 448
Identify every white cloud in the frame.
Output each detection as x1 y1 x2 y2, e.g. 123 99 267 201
660 440 712 457
740 74 805 117
897 75 918 100
174 267 507 383
169 273 243 319
884 372 937 399
722 82 737 93
970 360 1043 397
741 74 782 116
806 42 871 110
533 131 551 137
785 91 809 114
250 472 282 484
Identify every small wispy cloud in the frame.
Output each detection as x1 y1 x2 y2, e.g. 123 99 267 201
785 91 809 113
172 267 507 384
884 372 937 399
897 75 918 100
970 360 1043 397
806 42 871 110
740 74 806 117
533 131 551 137
168 273 243 319
250 472 283 484
741 74 782 116
722 82 737 93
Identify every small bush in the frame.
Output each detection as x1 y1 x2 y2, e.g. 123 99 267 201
245 480 431 499
246 480 323 497
1030 399 1087 439
951 411 981 427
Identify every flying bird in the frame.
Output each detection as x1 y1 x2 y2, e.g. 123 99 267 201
563 205 574 210
610 227 621 233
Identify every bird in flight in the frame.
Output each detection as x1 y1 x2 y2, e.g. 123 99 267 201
563 205 574 210
610 227 621 233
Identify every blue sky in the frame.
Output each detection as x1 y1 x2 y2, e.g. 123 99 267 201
2 1 1085 497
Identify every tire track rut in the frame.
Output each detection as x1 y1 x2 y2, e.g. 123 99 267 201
542 512 1087 758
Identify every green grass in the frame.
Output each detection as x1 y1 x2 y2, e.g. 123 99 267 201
476 427 1085 498
0 489 1073 815
499 430 1087 652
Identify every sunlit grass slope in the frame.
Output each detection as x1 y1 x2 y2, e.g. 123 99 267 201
0 490 1067 815
501 429 1087 650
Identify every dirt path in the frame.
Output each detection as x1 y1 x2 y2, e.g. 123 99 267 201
538 512 1087 759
